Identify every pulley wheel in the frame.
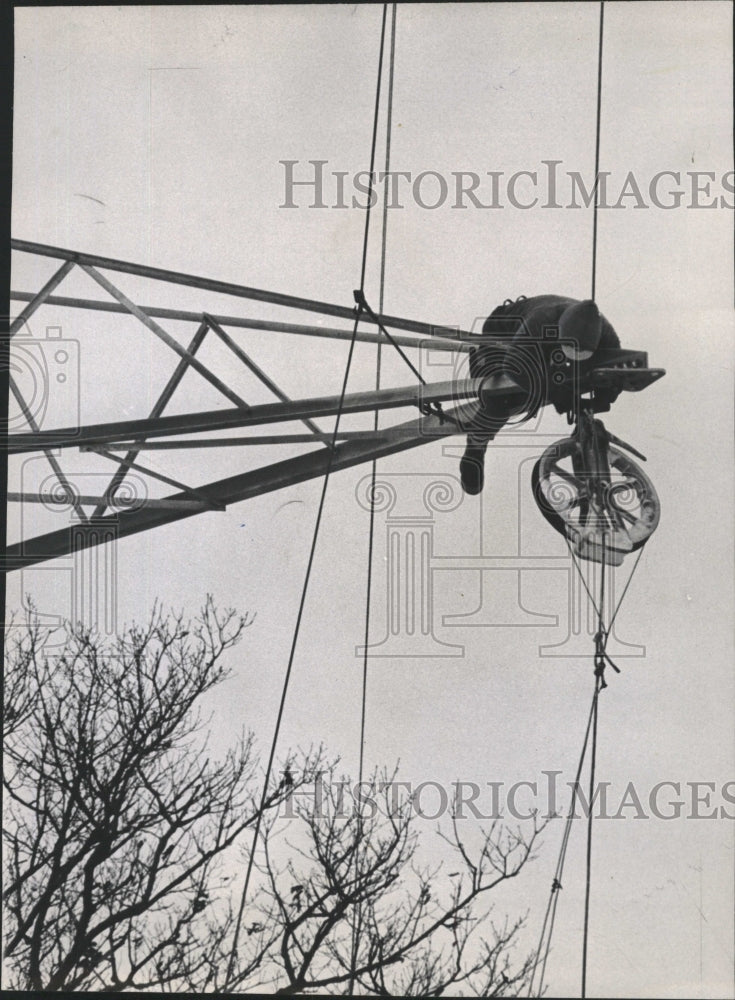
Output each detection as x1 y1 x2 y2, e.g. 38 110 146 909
532 436 660 558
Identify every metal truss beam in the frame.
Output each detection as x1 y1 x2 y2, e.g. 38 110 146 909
83 429 440 449
7 239 667 580
2 403 475 570
9 292 469 353
5 240 505 574
8 376 514 453
11 239 473 340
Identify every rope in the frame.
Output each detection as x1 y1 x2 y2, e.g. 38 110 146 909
537 8 639 994
591 1 605 302
581 680 601 999
582 535 606 996
350 8 397 995
533 526 645 996
225 10 390 989
533 529 648 996
566 539 645 651
566 538 602 622
354 290 457 426
606 546 643 635
354 289 426 387
357 6 389 299
528 689 598 998
358 0 396 794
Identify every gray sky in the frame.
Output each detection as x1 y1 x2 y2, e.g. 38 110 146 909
8 4 734 997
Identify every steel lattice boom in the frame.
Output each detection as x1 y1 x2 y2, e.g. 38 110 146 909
5 240 483 572
5 240 663 573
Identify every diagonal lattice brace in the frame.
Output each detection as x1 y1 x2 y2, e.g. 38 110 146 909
10 259 76 337
79 264 250 411
92 320 211 517
92 449 225 512
203 313 326 441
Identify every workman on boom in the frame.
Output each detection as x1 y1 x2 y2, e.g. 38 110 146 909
460 295 621 495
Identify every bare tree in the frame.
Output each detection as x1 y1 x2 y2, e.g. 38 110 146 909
2 599 323 992
3 604 546 995
232 764 546 996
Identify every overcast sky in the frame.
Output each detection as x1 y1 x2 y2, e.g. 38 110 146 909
8 4 734 997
